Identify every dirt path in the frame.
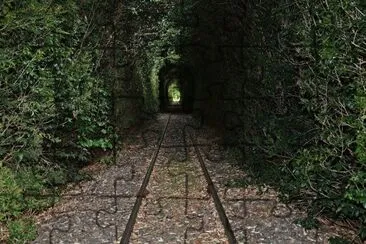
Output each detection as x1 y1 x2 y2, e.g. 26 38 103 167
33 114 349 243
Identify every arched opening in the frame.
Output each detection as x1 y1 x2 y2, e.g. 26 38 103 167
158 64 195 113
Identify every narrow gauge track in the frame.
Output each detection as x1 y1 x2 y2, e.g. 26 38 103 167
120 114 237 244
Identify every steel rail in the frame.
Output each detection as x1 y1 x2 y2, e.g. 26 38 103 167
120 114 171 244
189 132 238 244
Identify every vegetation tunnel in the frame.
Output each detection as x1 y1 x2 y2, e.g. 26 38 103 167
158 64 195 113
1 0 365 242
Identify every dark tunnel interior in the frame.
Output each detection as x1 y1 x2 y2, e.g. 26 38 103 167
158 64 195 114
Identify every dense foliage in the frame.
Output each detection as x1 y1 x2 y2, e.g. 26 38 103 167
246 0 366 239
280 0 366 238
181 0 365 240
0 0 114 240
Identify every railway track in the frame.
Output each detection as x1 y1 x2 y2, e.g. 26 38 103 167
120 114 237 244
33 113 333 243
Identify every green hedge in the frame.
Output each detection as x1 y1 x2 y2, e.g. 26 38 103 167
181 0 366 240
0 0 113 168
240 0 366 239
0 0 113 238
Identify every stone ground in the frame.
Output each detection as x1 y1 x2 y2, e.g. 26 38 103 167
33 114 360 244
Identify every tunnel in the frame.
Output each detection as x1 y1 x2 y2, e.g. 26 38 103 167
158 63 195 114
3 0 365 243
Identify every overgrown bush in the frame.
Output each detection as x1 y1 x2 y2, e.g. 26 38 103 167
237 0 366 239
7 217 37 243
180 0 366 240
0 0 114 241
1 0 113 166
0 167 22 221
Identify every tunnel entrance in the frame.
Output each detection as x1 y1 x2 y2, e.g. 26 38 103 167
159 64 194 113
